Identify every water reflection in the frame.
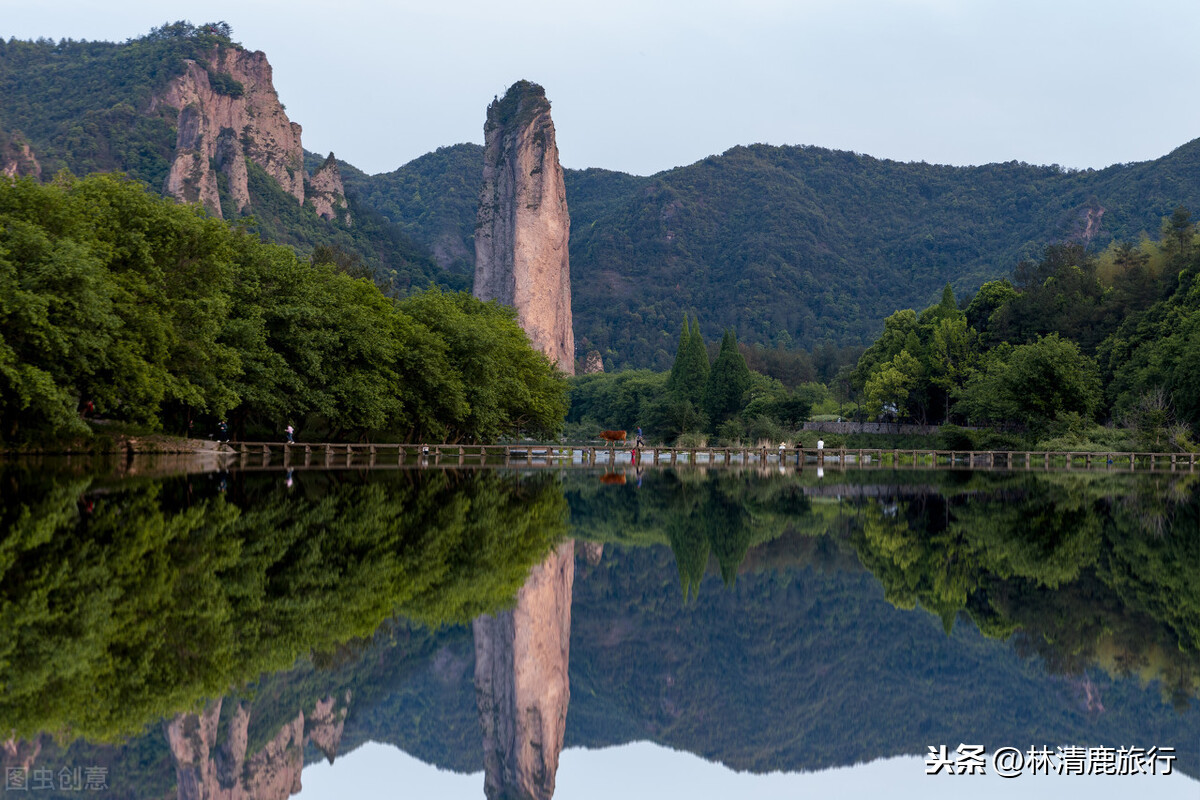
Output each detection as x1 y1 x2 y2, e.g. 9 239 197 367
0 464 1197 798
474 541 574 800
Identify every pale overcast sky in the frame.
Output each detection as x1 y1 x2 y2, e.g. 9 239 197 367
4 1 1200 176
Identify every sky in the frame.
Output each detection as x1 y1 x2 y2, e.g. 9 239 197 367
294 741 1200 800
5 1 1200 176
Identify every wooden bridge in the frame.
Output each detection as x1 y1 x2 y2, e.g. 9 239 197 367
223 442 1200 473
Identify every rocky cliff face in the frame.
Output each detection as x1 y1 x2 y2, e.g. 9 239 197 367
1 136 41 180
473 540 575 800
165 693 350 800
152 47 304 218
308 153 351 225
474 81 575 374
583 350 604 374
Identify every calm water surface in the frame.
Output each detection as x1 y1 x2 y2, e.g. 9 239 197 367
1 463 1197 798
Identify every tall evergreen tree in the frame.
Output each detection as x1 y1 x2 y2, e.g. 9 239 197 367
666 314 709 407
704 329 752 425
666 315 692 398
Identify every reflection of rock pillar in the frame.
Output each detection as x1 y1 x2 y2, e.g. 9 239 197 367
473 540 575 800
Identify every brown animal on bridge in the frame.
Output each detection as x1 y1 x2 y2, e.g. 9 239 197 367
598 430 627 445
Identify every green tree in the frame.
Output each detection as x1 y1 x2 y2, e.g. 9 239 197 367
667 314 710 406
927 316 977 421
958 334 1101 432
703 330 753 426
864 349 923 420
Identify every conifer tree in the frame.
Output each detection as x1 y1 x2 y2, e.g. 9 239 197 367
666 314 709 407
666 315 692 398
704 329 752 424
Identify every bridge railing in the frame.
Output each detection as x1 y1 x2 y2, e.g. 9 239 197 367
219 442 1198 473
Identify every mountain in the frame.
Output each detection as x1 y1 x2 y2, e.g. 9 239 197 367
8 26 1200 371
0 24 445 294
347 139 1200 370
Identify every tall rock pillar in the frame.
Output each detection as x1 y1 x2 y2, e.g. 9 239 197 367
474 80 575 374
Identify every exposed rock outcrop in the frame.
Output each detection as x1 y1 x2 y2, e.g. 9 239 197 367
474 81 575 374
308 153 351 225
153 47 305 218
1 136 42 180
306 693 351 764
583 350 604 374
473 540 575 800
581 540 604 566
2 737 42 776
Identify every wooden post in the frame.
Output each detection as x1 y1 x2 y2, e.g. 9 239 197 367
398 446 405 465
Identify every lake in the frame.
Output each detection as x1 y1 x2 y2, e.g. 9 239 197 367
1 461 1196 799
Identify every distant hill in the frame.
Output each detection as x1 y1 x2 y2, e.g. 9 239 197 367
347 139 1200 369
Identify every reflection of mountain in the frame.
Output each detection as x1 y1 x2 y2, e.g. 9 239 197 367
290 522 1197 779
474 541 575 800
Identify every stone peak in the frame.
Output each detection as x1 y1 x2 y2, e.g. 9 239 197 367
486 80 552 134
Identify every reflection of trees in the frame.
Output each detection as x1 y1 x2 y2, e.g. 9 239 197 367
0 468 567 742
846 474 1200 702
570 471 813 600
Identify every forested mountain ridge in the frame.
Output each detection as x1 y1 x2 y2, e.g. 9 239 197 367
347 139 1200 370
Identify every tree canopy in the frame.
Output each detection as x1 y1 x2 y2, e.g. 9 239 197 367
0 174 567 444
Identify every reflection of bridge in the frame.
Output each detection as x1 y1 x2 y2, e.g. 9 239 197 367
223 442 1199 473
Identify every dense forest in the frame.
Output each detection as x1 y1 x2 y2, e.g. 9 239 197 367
0 174 566 445
567 211 1200 451
567 316 818 445
849 221 1200 450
